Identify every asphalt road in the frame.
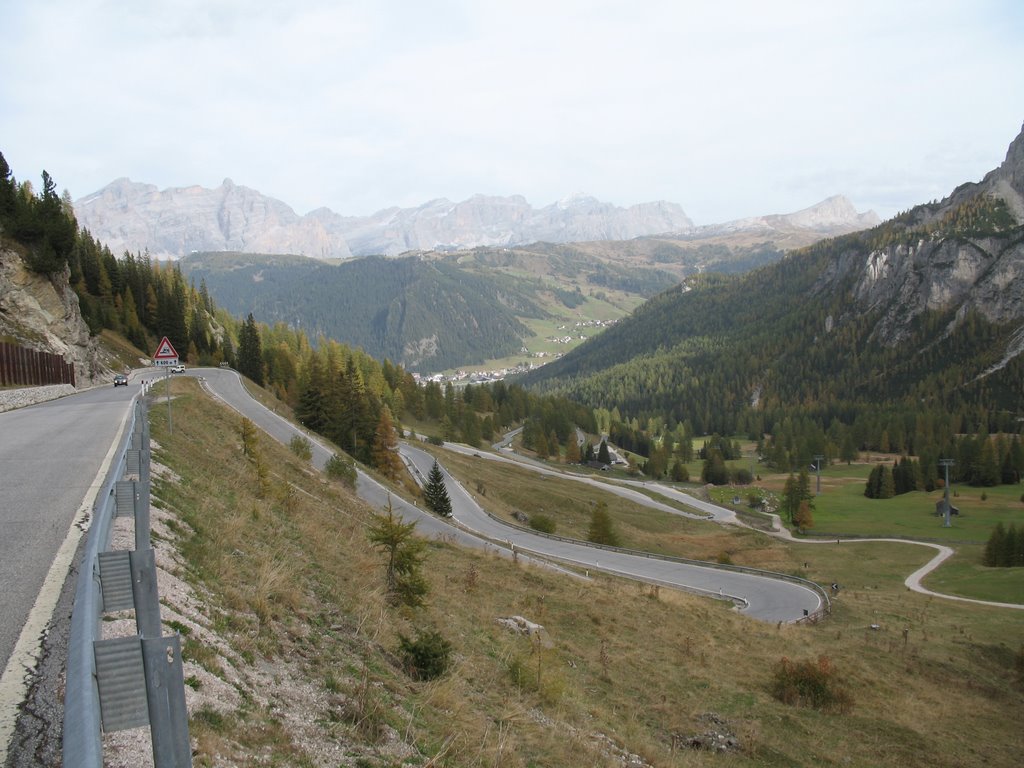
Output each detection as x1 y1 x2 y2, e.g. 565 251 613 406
0 383 135 677
196 368 821 622
400 443 822 622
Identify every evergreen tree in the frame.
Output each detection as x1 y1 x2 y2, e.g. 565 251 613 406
975 439 1001 487
879 464 895 499
368 502 429 607
598 439 611 464
237 312 264 385
587 502 620 546
423 460 453 517
701 449 730 485
670 459 690 482
983 523 1007 567
783 473 800 522
839 430 858 465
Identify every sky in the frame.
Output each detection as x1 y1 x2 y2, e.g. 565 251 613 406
2 0 1023 225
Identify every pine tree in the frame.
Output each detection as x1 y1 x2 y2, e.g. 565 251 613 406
237 313 264 385
670 459 690 482
983 523 1007 567
368 502 428 607
598 439 611 464
423 460 453 517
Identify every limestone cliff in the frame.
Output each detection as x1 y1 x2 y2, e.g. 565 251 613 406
812 123 1024 359
0 248 105 385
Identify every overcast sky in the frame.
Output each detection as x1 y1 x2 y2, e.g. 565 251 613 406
2 0 1022 224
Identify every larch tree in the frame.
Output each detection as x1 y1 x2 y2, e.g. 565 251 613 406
372 406 404 480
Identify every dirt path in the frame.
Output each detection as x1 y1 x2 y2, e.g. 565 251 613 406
760 513 1024 611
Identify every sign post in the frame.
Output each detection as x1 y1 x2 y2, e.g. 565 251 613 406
152 337 179 435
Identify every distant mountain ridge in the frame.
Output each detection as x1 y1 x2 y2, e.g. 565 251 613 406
73 179 876 261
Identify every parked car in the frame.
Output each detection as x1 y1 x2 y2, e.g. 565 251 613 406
170 364 186 373
113 373 129 387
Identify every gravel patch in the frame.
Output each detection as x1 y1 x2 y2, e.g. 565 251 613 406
0 385 77 413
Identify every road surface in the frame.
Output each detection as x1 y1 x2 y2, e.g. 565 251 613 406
0 380 136 752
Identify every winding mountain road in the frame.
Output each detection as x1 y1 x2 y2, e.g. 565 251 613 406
196 368 823 622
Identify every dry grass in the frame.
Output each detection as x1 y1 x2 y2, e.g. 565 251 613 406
149 377 1024 768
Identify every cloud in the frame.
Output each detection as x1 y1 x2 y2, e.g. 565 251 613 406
1 0 1022 222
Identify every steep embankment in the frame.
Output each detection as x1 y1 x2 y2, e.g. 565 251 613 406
0 248 105 386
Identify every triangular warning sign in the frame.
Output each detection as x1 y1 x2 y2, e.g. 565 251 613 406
153 336 178 360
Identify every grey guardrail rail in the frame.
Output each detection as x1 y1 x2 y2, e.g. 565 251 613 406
63 396 143 766
64 387 192 768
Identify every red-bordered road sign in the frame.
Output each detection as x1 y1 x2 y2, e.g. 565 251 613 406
153 336 179 366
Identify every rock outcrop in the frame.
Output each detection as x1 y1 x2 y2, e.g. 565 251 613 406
75 178 353 260
0 248 104 385
815 123 1024 351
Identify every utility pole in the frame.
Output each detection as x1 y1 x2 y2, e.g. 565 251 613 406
939 458 955 527
813 455 825 495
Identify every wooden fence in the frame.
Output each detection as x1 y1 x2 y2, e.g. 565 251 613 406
0 341 76 387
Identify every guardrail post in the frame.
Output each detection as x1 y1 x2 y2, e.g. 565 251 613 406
142 635 192 768
130 549 162 639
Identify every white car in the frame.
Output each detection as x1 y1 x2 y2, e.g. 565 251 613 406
170 364 186 373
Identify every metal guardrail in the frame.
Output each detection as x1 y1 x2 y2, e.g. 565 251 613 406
63 392 192 767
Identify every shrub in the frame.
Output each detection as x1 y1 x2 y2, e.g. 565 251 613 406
289 434 312 461
426 434 445 446
770 655 853 713
529 514 556 534
398 630 452 680
325 453 356 487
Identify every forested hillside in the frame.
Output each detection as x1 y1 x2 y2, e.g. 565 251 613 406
521 127 1024 482
181 253 553 371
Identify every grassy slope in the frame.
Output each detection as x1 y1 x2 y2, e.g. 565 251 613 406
150 378 1024 767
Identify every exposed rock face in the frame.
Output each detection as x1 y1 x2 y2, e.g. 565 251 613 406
816 123 1024 348
75 178 353 260
77 181 695 259
847 236 1023 344
0 248 104 385
310 193 696 256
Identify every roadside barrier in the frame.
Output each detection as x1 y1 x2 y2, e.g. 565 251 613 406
63 398 192 768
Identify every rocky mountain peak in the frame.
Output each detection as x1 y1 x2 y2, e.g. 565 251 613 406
784 195 879 230
983 122 1024 221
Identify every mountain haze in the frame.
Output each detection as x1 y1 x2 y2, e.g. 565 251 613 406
74 177 879 262
75 182 694 260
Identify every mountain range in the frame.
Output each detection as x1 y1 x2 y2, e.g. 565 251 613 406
73 179 876 261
